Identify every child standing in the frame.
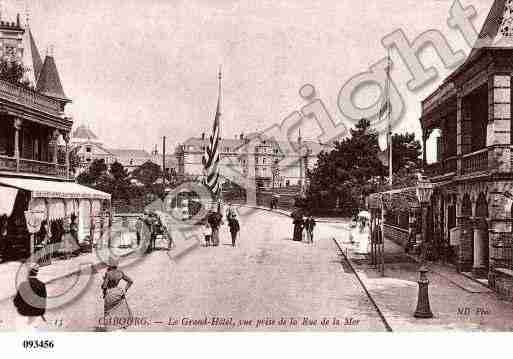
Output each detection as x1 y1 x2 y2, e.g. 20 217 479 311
203 221 211 247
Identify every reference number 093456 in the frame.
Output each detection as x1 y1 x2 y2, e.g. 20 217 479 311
22 339 55 350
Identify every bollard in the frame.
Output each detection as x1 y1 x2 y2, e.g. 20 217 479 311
414 266 433 318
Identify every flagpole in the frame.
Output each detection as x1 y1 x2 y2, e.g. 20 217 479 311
217 66 223 211
387 50 393 189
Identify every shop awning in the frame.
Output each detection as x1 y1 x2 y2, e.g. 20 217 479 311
0 177 111 200
0 186 18 217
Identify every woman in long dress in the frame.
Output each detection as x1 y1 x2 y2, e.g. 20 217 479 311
354 218 370 255
100 259 133 331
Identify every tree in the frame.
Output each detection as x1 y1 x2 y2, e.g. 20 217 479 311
306 118 384 214
131 161 162 187
76 159 108 187
306 119 422 215
89 159 108 179
0 58 32 89
109 161 135 202
391 133 422 173
110 161 128 181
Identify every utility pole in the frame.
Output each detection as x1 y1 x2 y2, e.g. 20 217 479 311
162 136 166 189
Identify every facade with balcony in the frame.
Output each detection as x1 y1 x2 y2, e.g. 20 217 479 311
175 132 323 191
0 17 110 262
419 0 513 298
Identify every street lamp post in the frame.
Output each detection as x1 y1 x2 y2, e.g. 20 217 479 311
416 178 434 261
414 177 434 318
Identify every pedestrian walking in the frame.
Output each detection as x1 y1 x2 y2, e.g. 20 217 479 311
226 205 240 247
100 258 133 331
305 215 316 243
291 208 304 242
207 210 223 247
13 263 47 331
135 216 143 246
143 211 156 253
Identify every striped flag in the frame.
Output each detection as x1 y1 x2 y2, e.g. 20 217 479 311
203 70 222 198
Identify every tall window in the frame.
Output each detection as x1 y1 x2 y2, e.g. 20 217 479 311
493 75 512 144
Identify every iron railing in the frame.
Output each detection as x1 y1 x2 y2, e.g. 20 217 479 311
462 148 488 174
491 232 513 271
0 79 61 115
0 156 68 178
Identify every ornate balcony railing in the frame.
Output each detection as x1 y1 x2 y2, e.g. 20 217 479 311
424 156 458 177
462 148 488 175
0 155 68 178
0 154 16 171
444 156 457 173
0 79 61 116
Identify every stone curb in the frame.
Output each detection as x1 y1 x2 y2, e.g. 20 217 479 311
167 240 201 262
332 237 393 332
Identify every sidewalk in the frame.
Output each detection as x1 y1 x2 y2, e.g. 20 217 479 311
334 233 513 331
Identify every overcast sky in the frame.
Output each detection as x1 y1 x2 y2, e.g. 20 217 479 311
4 0 495 153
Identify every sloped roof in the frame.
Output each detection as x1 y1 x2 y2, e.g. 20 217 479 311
22 28 43 85
36 55 68 101
108 149 151 158
72 125 98 140
456 0 513 74
182 136 328 156
182 137 245 149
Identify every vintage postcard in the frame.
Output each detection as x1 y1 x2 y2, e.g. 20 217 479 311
0 0 512 350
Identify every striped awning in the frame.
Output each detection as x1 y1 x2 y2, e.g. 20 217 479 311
0 177 110 200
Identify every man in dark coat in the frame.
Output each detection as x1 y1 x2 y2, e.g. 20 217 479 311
305 215 316 243
13 264 47 329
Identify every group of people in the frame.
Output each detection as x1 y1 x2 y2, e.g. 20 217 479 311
291 209 316 243
14 258 134 332
135 210 174 253
202 204 240 248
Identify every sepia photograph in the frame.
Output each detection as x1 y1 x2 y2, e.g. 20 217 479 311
0 0 513 355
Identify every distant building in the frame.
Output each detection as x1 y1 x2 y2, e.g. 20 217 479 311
70 125 115 174
70 125 177 175
175 132 325 189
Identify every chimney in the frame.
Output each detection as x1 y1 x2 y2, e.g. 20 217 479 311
202 132 205 140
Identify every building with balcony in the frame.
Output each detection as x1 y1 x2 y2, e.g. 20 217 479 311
419 0 513 298
0 16 110 262
70 125 177 175
175 132 323 190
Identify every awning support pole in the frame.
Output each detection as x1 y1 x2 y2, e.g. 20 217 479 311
14 118 22 172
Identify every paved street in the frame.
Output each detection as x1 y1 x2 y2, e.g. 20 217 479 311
0 208 386 331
